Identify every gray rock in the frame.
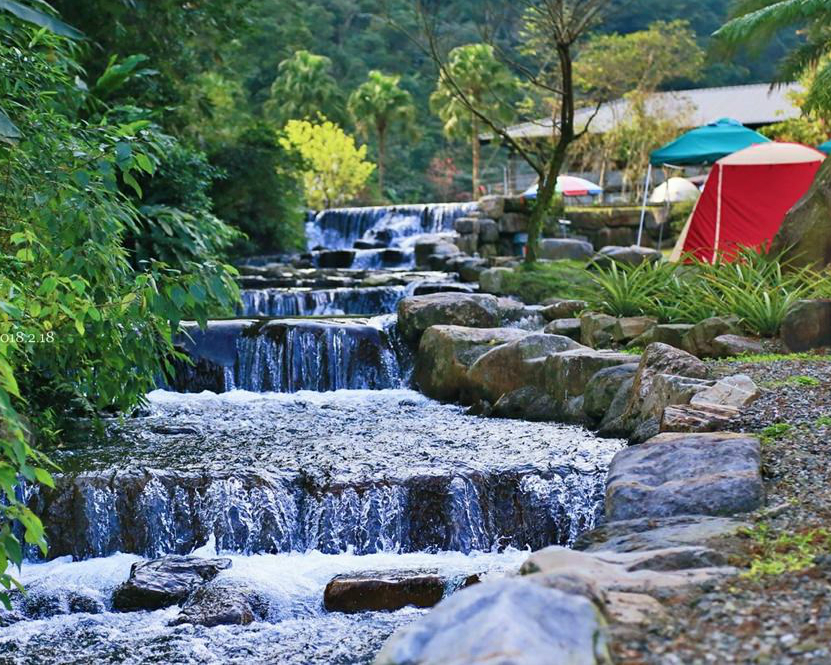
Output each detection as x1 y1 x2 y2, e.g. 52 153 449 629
544 349 638 405
631 323 696 350
112 556 232 612
492 386 559 421
414 326 529 402
325 570 445 614
453 217 479 235
478 218 500 243
467 333 583 402
497 212 529 234
582 364 639 422
457 258 487 283
580 312 619 348
478 195 504 219
539 238 594 261
639 373 713 421
612 317 656 343
689 374 761 410
397 293 502 342
711 334 765 358
374 579 612 665
661 403 738 434
598 377 636 434
540 299 588 321
606 432 764 522
593 245 662 268
170 581 266 627
478 267 513 295
544 317 582 340
780 299 831 352
682 316 741 357
574 515 749 554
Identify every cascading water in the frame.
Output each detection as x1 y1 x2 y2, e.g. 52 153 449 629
306 203 478 251
238 285 411 317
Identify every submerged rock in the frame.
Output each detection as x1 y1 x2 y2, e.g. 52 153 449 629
397 293 502 342
171 581 266 627
605 432 763 522
374 578 612 665
112 555 232 612
324 570 445 614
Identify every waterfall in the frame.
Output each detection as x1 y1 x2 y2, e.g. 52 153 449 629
306 202 478 251
238 285 410 317
171 318 411 393
30 466 608 560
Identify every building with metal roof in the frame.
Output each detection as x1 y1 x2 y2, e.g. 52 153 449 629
487 83 802 143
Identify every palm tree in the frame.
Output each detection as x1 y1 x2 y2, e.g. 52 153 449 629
348 71 415 195
264 50 343 125
715 0 831 115
430 44 517 199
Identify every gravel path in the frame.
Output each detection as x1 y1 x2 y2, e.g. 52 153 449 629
611 355 831 664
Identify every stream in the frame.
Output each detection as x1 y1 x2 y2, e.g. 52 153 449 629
2 205 623 665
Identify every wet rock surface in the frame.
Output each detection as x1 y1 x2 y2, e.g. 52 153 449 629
324 570 445 613
397 293 501 342
170 580 267 627
112 556 232 612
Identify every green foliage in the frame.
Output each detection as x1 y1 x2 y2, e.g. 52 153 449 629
265 51 344 126
815 415 831 427
280 119 375 209
726 351 827 363
739 523 831 578
759 423 793 444
0 16 238 606
585 248 828 335
767 375 822 389
348 70 415 195
210 125 306 254
499 261 593 304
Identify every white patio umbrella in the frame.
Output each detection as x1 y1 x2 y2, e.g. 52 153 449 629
649 176 700 204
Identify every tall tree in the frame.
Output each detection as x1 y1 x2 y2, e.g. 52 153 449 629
348 70 416 195
413 1 612 261
265 50 344 126
429 43 517 198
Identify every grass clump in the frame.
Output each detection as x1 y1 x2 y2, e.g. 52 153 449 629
764 375 822 389
815 415 831 427
500 260 592 304
727 352 826 363
759 422 793 444
739 523 831 578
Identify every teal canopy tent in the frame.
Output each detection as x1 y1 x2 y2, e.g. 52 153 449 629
637 118 771 245
819 140 831 154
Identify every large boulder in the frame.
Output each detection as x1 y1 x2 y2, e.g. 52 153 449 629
374 579 612 665
681 316 741 358
544 317 582 340
478 195 504 218
544 349 637 406
780 299 831 352
478 267 513 295
467 334 584 402
170 581 266 627
611 317 656 344
689 374 761 411
710 334 765 358
582 364 639 422
538 238 594 261
631 323 695 350
112 556 232 612
397 293 502 343
769 159 831 270
491 386 560 421
592 245 662 268
605 432 764 522
580 312 618 348
414 326 529 402
324 570 445 614
540 299 588 321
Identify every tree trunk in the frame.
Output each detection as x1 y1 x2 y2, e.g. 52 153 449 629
471 118 480 200
526 44 575 263
377 126 387 197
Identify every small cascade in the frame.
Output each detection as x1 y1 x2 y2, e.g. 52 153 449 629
239 285 411 317
30 465 607 560
170 317 411 393
306 202 478 251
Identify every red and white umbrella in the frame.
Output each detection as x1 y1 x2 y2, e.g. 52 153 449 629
522 175 603 198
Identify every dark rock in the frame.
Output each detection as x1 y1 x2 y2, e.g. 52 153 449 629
374 579 612 665
538 238 594 261
478 195 504 219
781 299 831 351
317 250 356 269
478 267 513 295
112 555 232 612
582 364 639 422
324 570 445 614
580 312 618 348
497 213 529 234
681 316 741 357
478 218 500 243
545 349 637 406
598 377 636 435
453 217 480 235
171 581 265 627
631 323 696 350
544 317 582 340
540 299 588 321
606 432 764 522
492 386 558 421
769 159 831 270
710 334 765 358
457 258 487 283
612 317 657 343
397 293 502 343
353 240 387 250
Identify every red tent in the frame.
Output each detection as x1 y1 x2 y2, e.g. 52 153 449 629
671 142 825 262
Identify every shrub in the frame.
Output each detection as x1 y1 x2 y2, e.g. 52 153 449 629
499 260 593 304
